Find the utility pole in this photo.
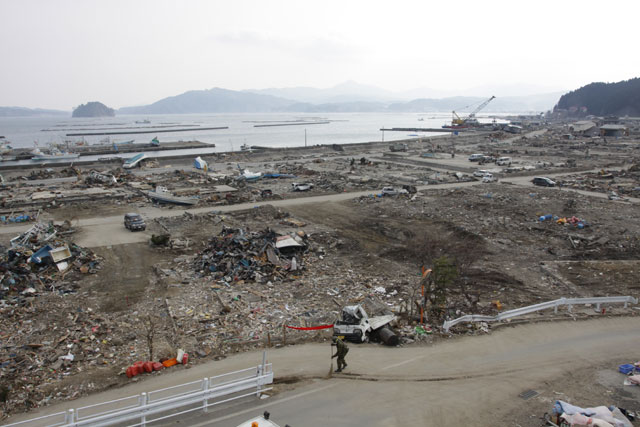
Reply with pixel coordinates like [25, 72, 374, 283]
[382, 126, 385, 142]
[305, 129, 307, 147]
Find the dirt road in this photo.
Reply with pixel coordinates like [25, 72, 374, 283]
[8, 317, 640, 426]
[0, 181, 480, 247]
[2, 173, 635, 249]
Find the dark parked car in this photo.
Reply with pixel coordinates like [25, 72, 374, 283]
[124, 213, 146, 231]
[532, 177, 556, 187]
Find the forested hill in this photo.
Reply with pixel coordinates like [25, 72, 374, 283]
[555, 78, 640, 116]
[72, 102, 115, 118]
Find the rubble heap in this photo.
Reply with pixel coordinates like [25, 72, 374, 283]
[1, 222, 102, 303]
[193, 226, 307, 282]
[0, 222, 106, 416]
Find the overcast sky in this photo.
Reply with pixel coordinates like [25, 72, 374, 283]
[1, 0, 639, 110]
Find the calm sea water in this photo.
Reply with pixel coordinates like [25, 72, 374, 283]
[0, 112, 473, 151]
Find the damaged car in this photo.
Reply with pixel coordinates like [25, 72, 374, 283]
[333, 305, 399, 345]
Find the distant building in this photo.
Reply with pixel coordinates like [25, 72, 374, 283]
[569, 120, 598, 136]
[600, 124, 628, 137]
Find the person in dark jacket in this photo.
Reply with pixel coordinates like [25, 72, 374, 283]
[332, 336, 349, 372]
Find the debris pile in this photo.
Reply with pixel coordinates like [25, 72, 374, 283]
[1, 222, 102, 304]
[548, 400, 635, 427]
[193, 226, 307, 282]
[0, 223, 113, 416]
[85, 170, 117, 186]
[557, 166, 640, 197]
[538, 214, 588, 229]
[25, 167, 79, 181]
[0, 297, 166, 416]
[0, 214, 35, 224]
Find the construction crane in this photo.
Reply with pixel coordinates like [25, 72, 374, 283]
[450, 95, 496, 127]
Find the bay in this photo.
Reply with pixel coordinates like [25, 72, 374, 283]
[0, 112, 473, 151]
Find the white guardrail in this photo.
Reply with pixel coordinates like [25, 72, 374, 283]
[3, 353, 273, 427]
[442, 296, 638, 332]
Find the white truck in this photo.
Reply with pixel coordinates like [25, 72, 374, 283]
[496, 156, 512, 166]
[333, 305, 398, 345]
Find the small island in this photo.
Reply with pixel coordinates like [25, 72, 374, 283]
[72, 101, 116, 118]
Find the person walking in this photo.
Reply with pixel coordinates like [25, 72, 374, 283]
[332, 336, 349, 372]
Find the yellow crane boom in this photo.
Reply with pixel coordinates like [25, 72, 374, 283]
[451, 95, 496, 127]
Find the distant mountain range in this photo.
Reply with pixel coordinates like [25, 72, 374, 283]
[245, 80, 399, 104]
[2, 82, 566, 117]
[0, 106, 68, 117]
[118, 84, 563, 115]
[118, 88, 293, 114]
[246, 80, 565, 104]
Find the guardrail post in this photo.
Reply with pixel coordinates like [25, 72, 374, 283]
[568, 304, 573, 313]
[255, 351, 267, 397]
[139, 392, 148, 427]
[65, 409, 75, 424]
[624, 300, 629, 308]
[554, 303, 559, 314]
[256, 367, 263, 397]
[596, 302, 601, 311]
[202, 377, 209, 413]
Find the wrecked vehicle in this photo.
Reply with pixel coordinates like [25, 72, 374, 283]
[86, 170, 117, 185]
[482, 173, 497, 183]
[402, 184, 418, 194]
[608, 191, 628, 201]
[333, 305, 398, 345]
[389, 143, 408, 152]
[292, 183, 313, 191]
[381, 187, 408, 196]
[124, 213, 146, 231]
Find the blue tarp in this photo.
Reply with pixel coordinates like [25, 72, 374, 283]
[29, 245, 53, 264]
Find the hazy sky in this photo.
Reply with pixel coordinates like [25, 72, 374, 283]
[1, 0, 639, 110]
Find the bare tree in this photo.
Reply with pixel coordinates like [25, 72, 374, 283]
[143, 315, 155, 361]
